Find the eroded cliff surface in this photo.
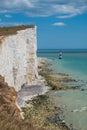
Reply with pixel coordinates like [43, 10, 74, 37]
[0, 26, 38, 91]
[0, 75, 21, 119]
[0, 75, 42, 130]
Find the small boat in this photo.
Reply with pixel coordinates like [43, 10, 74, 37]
[59, 51, 62, 59]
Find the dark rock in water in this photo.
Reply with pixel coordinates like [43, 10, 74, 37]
[48, 112, 78, 130]
[47, 114, 70, 130]
[57, 73, 69, 76]
[80, 88, 85, 91]
[47, 114, 61, 124]
[68, 123, 78, 130]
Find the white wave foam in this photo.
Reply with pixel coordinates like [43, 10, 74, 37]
[72, 107, 87, 112]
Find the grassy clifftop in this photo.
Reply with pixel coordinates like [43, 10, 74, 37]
[0, 25, 35, 36]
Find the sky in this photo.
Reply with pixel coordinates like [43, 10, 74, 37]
[0, 0, 87, 49]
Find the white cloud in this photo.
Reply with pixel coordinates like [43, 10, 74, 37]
[58, 14, 76, 19]
[0, 21, 31, 27]
[53, 22, 66, 26]
[0, 0, 87, 18]
[22, 0, 34, 7]
[56, 5, 87, 18]
[5, 14, 12, 18]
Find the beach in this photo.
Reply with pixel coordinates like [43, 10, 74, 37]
[17, 57, 79, 130]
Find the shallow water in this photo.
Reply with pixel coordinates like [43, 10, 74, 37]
[50, 90, 87, 130]
[38, 50, 87, 130]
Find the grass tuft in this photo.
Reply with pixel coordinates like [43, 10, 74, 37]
[0, 25, 35, 36]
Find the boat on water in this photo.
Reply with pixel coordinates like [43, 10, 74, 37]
[59, 51, 62, 59]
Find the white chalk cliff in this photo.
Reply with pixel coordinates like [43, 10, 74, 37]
[0, 26, 38, 91]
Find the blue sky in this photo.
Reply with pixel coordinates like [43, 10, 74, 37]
[0, 0, 87, 49]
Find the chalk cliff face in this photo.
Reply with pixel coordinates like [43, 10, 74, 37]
[0, 26, 38, 91]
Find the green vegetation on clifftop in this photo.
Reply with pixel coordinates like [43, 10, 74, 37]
[0, 25, 35, 36]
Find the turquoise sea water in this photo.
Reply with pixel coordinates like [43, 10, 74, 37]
[37, 49, 87, 130]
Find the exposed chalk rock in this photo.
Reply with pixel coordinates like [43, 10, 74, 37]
[0, 26, 38, 91]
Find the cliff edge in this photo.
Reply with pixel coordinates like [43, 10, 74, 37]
[0, 26, 38, 91]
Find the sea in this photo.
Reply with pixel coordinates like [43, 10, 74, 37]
[37, 49, 87, 130]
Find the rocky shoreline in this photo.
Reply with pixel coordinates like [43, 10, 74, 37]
[19, 58, 78, 130]
[38, 58, 79, 130]
[0, 58, 78, 130]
